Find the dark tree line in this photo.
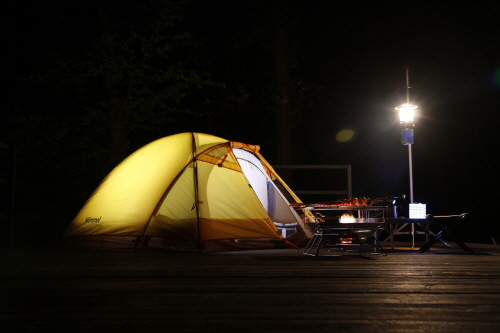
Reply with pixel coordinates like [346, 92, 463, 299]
[4, 0, 322, 242]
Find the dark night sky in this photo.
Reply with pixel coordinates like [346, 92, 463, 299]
[5, 1, 500, 242]
[183, 2, 500, 218]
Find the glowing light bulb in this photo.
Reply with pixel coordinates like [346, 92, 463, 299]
[395, 103, 417, 123]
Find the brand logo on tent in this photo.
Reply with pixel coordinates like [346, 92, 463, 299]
[84, 216, 102, 224]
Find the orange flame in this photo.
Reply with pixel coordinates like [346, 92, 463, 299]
[339, 213, 356, 223]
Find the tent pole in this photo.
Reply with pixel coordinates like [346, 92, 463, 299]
[191, 133, 203, 253]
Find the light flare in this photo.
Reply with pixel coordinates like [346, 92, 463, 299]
[335, 129, 355, 142]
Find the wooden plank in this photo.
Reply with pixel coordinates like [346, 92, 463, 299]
[2, 243, 500, 332]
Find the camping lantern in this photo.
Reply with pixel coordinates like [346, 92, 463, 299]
[397, 103, 416, 123]
[396, 103, 417, 145]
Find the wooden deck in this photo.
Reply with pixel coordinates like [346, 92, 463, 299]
[2, 241, 500, 332]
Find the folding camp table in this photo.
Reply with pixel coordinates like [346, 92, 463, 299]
[419, 213, 475, 254]
[383, 218, 431, 249]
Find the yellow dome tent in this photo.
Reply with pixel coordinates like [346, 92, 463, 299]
[63, 132, 312, 252]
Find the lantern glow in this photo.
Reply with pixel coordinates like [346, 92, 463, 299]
[396, 103, 417, 123]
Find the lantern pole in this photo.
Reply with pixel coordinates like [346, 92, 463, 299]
[395, 67, 418, 247]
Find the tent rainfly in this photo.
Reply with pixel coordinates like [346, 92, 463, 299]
[63, 132, 313, 252]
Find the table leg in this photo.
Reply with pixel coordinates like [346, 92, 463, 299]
[419, 230, 442, 252]
[419, 215, 475, 254]
[315, 233, 324, 256]
[439, 226, 476, 254]
[390, 224, 393, 249]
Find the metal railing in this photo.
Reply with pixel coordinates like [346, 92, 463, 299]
[273, 164, 352, 199]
